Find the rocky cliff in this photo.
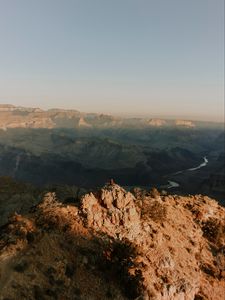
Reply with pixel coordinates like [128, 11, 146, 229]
[0, 104, 202, 130]
[0, 183, 224, 300]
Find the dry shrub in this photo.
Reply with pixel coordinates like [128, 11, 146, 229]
[202, 218, 225, 247]
[100, 238, 144, 299]
[111, 240, 144, 299]
[150, 187, 160, 198]
[142, 199, 167, 223]
[131, 187, 147, 200]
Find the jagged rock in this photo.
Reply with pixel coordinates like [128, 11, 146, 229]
[81, 184, 141, 240]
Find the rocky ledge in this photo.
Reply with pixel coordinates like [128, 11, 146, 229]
[0, 184, 224, 300]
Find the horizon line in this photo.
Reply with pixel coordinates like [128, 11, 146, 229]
[0, 102, 224, 124]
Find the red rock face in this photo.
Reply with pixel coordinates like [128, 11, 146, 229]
[0, 184, 224, 300]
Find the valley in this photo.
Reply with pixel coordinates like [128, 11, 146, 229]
[0, 105, 224, 204]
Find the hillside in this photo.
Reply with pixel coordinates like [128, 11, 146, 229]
[0, 183, 224, 299]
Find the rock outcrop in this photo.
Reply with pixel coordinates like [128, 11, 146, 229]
[0, 104, 204, 130]
[82, 184, 141, 240]
[175, 120, 195, 128]
[0, 183, 224, 300]
[147, 119, 166, 127]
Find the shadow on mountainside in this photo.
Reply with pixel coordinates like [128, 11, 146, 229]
[0, 194, 143, 300]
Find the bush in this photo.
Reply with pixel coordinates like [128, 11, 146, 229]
[14, 260, 29, 272]
[141, 200, 167, 223]
[150, 187, 160, 198]
[100, 238, 144, 299]
[202, 218, 225, 246]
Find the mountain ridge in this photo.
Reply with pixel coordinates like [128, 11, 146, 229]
[0, 104, 223, 130]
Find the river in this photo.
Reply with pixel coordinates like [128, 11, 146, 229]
[165, 156, 209, 189]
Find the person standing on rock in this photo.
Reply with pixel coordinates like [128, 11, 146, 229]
[109, 179, 115, 185]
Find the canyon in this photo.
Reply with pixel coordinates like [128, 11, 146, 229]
[0, 105, 224, 203]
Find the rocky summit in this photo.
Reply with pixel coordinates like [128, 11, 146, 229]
[0, 183, 224, 300]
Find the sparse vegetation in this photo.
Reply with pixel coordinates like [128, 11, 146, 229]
[150, 187, 160, 198]
[202, 218, 225, 247]
[102, 238, 144, 299]
[141, 199, 167, 222]
[14, 260, 29, 273]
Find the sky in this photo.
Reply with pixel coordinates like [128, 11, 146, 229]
[0, 0, 224, 122]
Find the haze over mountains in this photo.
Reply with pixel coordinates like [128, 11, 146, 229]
[0, 104, 224, 205]
[0, 104, 223, 130]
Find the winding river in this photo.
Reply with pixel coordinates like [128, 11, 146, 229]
[187, 156, 208, 171]
[165, 156, 209, 189]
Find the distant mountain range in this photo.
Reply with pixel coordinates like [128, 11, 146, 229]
[0, 104, 223, 130]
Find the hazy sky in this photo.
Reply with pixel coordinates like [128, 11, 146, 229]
[0, 0, 224, 121]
